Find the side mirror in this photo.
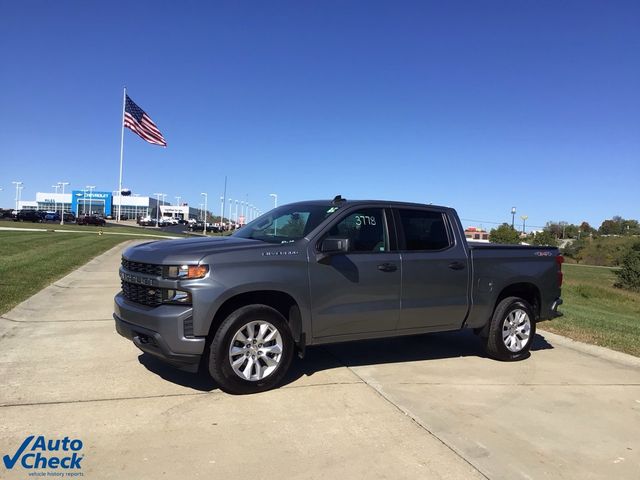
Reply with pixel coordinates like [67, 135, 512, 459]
[320, 237, 350, 253]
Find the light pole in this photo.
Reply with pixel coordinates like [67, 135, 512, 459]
[12, 181, 22, 212]
[51, 185, 60, 215]
[521, 215, 528, 235]
[234, 200, 239, 229]
[199, 203, 204, 221]
[58, 182, 69, 224]
[511, 207, 516, 229]
[269, 193, 278, 208]
[201, 193, 208, 234]
[219, 196, 224, 230]
[228, 198, 233, 230]
[153, 193, 163, 226]
[86, 185, 95, 216]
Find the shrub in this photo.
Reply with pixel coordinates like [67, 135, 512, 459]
[615, 242, 640, 292]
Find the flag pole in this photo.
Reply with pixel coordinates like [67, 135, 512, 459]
[117, 86, 126, 223]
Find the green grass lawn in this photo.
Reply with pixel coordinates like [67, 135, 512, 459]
[1, 219, 180, 237]
[543, 263, 640, 357]
[0, 230, 169, 315]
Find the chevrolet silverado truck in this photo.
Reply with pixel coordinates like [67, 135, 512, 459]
[114, 197, 563, 394]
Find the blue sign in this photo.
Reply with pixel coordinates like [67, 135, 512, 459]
[71, 190, 112, 216]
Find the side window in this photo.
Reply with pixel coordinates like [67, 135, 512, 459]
[327, 208, 388, 252]
[398, 209, 451, 251]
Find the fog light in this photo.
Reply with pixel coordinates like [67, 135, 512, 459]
[164, 289, 192, 304]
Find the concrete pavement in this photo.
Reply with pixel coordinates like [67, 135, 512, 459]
[1, 240, 639, 479]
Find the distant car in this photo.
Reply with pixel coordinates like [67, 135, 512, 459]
[14, 210, 44, 222]
[77, 215, 106, 226]
[63, 212, 76, 223]
[43, 211, 61, 222]
[137, 216, 156, 226]
[0, 209, 15, 219]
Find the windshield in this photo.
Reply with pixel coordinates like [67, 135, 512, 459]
[233, 203, 340, 244]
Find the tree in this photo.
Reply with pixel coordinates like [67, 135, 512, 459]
[579, 222, 596, 237]
[615, 242, 640, 292]
[489, 223, 521, 244]
[531, 230, 559, 247]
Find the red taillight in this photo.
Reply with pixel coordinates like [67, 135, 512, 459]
[556, 255, 564, 287]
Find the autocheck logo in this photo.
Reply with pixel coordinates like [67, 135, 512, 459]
[3, 435, 84, 472]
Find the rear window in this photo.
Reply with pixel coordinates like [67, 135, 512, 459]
[398, 209, 451, 251]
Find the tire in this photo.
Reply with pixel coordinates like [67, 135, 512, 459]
[208, 305, 294, 394]
[483, 296, 536, 361]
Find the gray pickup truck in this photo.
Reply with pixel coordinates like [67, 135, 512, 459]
[114, 197, 563, 394]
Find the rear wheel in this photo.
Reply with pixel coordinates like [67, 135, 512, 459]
[483, 296, 535, 361]
[208, 305, 294, 394]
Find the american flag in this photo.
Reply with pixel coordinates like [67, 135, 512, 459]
[124, 95, 167, 147]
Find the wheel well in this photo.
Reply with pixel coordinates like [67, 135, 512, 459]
[495, 283, 541, 320]
[208, 290, 302, 341]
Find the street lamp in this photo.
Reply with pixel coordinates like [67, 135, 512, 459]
[269, 193, 278, 208]
[86, 185, 95, 216]
[521, 215, 528, 235]
[58, 182, 69, 224]
[51, 184, 60, 214]
[228, 198, 233, 230]
[234, 200, 239, 229]
[219, 196, 224, 230]
[201, 193, 208, 234]
[511, 207, 517, 229]
[153, 193, 163, 226]
[12, 181, 22, 212]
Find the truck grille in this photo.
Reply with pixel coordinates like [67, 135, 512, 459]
[121, 281, 163, 307]
[121, 258, 162, 276]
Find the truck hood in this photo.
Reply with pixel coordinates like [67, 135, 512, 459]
[122, 236, 266, 265]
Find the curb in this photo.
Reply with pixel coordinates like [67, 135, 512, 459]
[538, 328, 640, 368]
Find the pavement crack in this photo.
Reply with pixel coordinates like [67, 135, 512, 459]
[320, 347, 491, 480]
[0, 315, 114, 323]
[0, 391, 214, 408]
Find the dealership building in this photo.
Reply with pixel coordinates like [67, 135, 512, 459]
[18, 190, 201, 220]
[19, 191, 156, 219]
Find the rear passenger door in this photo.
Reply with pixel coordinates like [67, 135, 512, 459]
[395, 208, 469, 331]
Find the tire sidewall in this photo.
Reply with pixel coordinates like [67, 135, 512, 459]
[209, 305, 294, 394]
[492, 298, 536, 361]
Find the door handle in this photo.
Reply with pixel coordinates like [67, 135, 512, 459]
[448, 261, 466, 270]
[377, 263, 398, 272]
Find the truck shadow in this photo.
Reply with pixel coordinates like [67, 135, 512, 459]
[285, 330, 554, 385]
[137, 331, 554, 392]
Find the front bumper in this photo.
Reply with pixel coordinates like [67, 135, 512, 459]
[114, 292, 206, 372]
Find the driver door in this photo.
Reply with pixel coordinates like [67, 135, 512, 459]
[307, 207, 401, 339]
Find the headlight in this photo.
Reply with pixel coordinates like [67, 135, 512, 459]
[164, 264, 209, 279]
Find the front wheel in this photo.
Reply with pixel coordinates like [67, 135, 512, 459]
[208, 305, 294, 394]
[483, 296, 536, 361]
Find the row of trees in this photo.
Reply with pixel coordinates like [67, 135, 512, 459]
[544, 216, 639, 239]
[487, 220, 640, 292]
[488, 224, 560, 246]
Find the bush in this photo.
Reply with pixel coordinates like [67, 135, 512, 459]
[615, 243, 640, 292]
[489, 224, 521, 244]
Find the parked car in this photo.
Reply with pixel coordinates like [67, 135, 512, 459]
[43, 211, 61, 222]
[115, 197, 564, 394]
[63, 212, 76, 223]
[77, 214, 106, 226]
[0, 208, 15, 219]
[14, 209, 45, 222]
[137, 216, 156, 226]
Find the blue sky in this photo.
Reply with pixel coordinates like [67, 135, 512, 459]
[1, 1, 638, 230]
